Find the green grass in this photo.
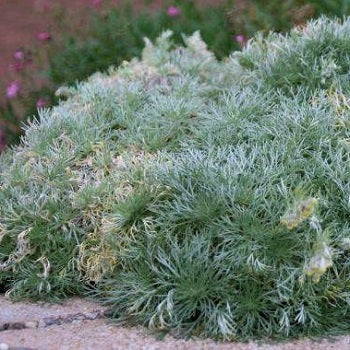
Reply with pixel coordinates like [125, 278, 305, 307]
[2, 17, 350, 340]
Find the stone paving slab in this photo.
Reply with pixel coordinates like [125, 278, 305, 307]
[0, 296, 106, 325]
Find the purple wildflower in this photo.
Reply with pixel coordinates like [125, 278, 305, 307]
[36, 98, 48, 109]
[6, 81, 21, 99]
[235, 35, 246, 44]
[37, 32, 51, 42]
[167, 6, 181, 18]
[14, 50, 24, 61]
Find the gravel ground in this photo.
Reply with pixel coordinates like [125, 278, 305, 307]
[1, 295, 350, 350]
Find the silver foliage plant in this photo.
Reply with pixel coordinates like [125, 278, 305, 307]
[2, 17, 350, 340]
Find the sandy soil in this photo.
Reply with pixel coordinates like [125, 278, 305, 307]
[1, 295, 350, 350]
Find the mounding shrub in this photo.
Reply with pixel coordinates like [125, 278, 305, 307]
[2, 17, 350, 340]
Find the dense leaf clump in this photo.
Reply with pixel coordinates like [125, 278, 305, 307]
[2, 17, 350, 340]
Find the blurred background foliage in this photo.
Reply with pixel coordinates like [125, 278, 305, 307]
[1, 0, 349, 148]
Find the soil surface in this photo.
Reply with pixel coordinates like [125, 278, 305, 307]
[1, 295, 350, 350]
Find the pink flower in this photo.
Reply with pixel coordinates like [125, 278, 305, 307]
[36, 32, 51, 42]
[235, 34, 246, 44]
[6, 81, 21, 99]
[14, 50, 24, 61]
[36, 98, 48, 109]
[167, 5, 181, 18]
[91, 0, 103, 6]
